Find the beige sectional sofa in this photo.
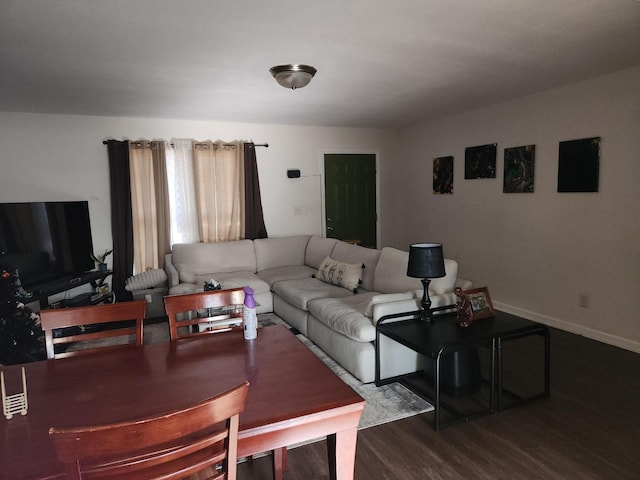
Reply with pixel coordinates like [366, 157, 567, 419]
[165, 235, 472, 383]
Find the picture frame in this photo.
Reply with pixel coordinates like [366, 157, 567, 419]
[464, 143, 497, 179]
[503, 144, 535, 193]
[557, 137, 600, 192]
[433, 155, 454, 194]
[464, 287, 494, 321]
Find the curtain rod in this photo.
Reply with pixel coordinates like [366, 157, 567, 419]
[102, 140, 268, 147]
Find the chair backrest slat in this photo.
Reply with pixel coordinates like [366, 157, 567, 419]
[40, 301, 147, 359]
[49, 381, 249, 480]
[163, 288, 246, 341]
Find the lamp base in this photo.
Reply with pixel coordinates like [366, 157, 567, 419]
[420, 278, 434, 323]
[420, 311, 434, 323]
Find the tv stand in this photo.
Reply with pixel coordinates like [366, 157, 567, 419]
[28, 271, 113, 310]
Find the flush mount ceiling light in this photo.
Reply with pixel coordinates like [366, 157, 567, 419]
[269, 64, 317, 90]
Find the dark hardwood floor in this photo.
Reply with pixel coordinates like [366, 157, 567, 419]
[237, 327, 640, 479]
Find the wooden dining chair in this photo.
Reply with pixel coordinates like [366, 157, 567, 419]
[49, 380, 249, 480]
[163, 288, 246, 341]
[163, 287, 288, 479]
[40, 300, 147, 359]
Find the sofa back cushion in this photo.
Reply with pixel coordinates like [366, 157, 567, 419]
[171, 240, 256, 283]
[410, 258, 459, 297]
[305, 236, 339, 269]
[330, 242, 380, 291]
[373, 247, 422, 294]
[254, 235, 310, 272]
[373, 247, 459, 296]
[427, 258, 459, 295]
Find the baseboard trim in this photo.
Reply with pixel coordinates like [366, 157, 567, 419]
[493, 301, 640, 355]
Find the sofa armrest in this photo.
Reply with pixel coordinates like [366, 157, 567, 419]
[372, 298, 420, 325]
[165, 253, 180, 288]
[456, 277, 474, 291]
[373, 290, 464, 325]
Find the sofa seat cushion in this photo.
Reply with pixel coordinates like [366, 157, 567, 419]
[272, 277, 353, 311]
[257, 265, 315, 286]
[193, 271, 271, 296]
[168, 283, 201, 295]
[307, 292, 378, 342]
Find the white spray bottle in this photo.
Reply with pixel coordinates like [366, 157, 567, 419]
[243, 286, 257, 340]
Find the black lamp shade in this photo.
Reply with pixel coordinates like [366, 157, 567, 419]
[407, 243, 446, 279]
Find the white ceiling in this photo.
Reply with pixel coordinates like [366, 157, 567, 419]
[1, 0, 639, 129]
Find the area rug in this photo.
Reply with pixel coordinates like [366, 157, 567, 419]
[294, 334, 433, 430]
[143, 314, 433, 430]
[257, 313, 433, 430]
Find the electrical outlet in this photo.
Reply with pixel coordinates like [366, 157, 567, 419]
[145, 294, 152, 303]
[579, 294, 589, 308]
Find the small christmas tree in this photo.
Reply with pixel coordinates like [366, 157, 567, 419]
[0, 254, 45, 365]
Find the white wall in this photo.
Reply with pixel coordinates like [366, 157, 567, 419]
[2, 67, 638, 353]
[389, 66, 640, 353]
[0, 113, 399, 258]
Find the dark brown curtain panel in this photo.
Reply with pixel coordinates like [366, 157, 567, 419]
[243, 143, 268, 239]
[106, 140, 134, 302]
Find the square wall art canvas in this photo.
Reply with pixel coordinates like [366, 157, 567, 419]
[465, 143, 497, 179]
[503, 145, 535, 193]
[433, 156, 454, 194]
[557, 137, 600, 192]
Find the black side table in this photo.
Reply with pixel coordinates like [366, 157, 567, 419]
[375, 309, 550, 430]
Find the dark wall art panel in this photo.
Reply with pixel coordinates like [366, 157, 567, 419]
[433, 156, 454, 194]
[503, 145, 535, 193]
[557, 137, 600, 192]
[465, 143, 497, 179]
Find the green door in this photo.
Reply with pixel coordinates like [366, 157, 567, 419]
[324, 154, 377, 248]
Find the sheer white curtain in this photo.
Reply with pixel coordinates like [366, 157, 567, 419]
[133, 138, 248, 260]
[129, 140, 168, 273]
[192, 140, 245, 242]
[166, 139, 200, 245]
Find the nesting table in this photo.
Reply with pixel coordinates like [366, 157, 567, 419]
[375, 309, 550, 430]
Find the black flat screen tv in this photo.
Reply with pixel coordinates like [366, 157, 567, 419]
[0, 201, 95, 290]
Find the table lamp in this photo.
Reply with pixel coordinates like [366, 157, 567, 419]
[407, 243, 446, 322]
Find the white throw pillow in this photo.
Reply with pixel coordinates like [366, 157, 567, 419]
[315, 256, 363, 292]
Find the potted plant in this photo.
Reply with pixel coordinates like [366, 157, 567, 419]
[91, 249, 113, 272]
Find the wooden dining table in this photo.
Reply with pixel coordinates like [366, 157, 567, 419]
[0, 325, 365, 480]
